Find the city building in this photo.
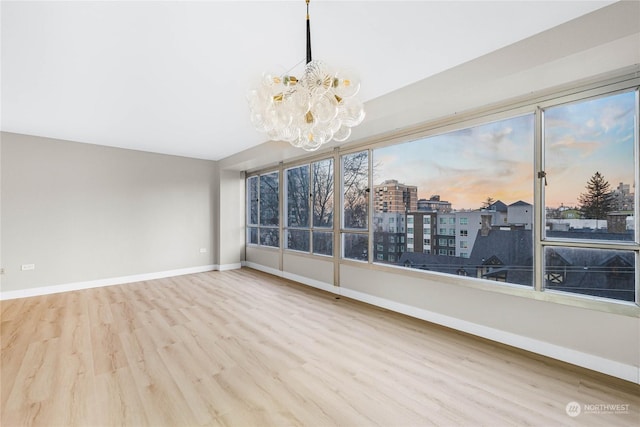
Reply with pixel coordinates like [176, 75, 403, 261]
[373, 212, 406, 262]
[487, 200, 508, 224]
[406, 211, 436, 254]
[374, 179, 418, 213]
[507, 201, 533, 230]
[611, 181, 635, 212]
[407, 206, 506, 259]
[417, 195, 452, 213]
[454, 211, 499, 258]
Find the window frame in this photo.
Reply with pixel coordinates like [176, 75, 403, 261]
[245, 71, 640, 314]
[246, 170, 280, 249]
[283, 158, 336, 257]
[341, 150, 370, 262]
[536, 86, 640, 303]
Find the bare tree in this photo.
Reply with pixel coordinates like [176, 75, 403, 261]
[313, 159, 334, 227]
[342, 151, 369, 229]
[247, 176, 259, 225]
[286, 166, 309, 227]
[481, 196, 496, 209]
[259, 171, 279, 226]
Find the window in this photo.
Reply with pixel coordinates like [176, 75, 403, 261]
[343, 233, 368, 261]
[284, 159, 335, 255]
[342, 151, 369, 260]
[285, 165, 310, 252]
[373, 114, 534, 286]
[247, 176, 259, 244]
[246, 171, 279, 247]
[542, 90, 638, 302]
[313, 231, 333, 256]
[247, 74, 639, 307]
[313, 159, 334, 228]
[312, 159, 335, 256]
[544, 247, 635, 301]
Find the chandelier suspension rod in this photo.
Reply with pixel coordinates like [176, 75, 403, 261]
[306, 0, 312, 64]
[247, 0, 364, 151]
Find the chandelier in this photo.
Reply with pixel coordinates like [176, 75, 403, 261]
[247, 0, 365, 151]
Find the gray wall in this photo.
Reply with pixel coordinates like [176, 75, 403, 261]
[1, 132, 218, 292]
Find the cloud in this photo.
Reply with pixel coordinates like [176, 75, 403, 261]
[600, 105, 633, 133]
[547, 135, 600, 158]
[479, 126, 513, 144]
[372, 114, 534, 209]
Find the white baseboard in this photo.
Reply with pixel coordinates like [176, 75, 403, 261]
[338, 287, 639, 385]
[243, 262, 338, 294]
[218, 262, 242, 271]
[282, 271, 337, 294]
[243, 261, 639, 384]
[0, 264, 242, 300]
[243, 261, 280, 277]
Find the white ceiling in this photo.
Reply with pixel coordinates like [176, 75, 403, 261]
[1, 0, 616, 161]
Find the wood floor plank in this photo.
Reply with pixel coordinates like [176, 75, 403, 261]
[94, 367, 149, 426]
[2, 268, 639, 426]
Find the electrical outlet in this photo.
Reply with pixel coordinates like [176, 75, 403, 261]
[21, 264, 35, 271]
[199, 248, 207, 253]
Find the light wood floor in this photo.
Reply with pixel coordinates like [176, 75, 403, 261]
[1, 268, 638, 426]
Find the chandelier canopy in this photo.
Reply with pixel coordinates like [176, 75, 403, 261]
[247, 0, 365, 151]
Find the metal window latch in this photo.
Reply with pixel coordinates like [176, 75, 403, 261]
[537, 171, 548, 186]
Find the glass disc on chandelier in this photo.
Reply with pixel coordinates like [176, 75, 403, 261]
[247, 0, 365, 151]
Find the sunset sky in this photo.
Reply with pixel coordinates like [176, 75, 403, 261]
[373, 90, 636, 211]
[544, 91, 636, 208]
